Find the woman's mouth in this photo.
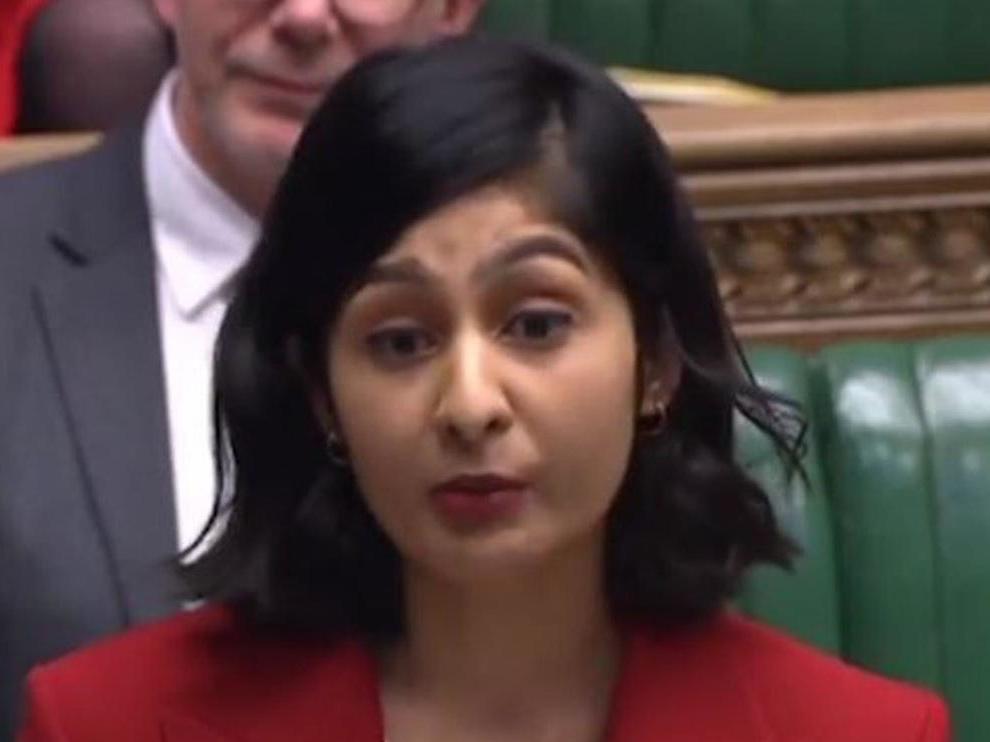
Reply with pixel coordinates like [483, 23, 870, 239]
[430, 474, 530, 528]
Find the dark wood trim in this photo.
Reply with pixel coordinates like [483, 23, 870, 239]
[651, 84, 990, 170]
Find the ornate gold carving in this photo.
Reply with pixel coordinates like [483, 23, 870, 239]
[859, 213, 933, 300]
[795, 217, 866, 305]
[704, 207, 990, 323]
[929, 210, 990, 296]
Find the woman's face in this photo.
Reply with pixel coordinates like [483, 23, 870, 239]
[327, 183, 640, 583]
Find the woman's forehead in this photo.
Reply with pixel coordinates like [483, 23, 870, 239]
[380, 183, 580, 268]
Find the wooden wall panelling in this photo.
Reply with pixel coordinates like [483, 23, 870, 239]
[650, 85, 990, 347]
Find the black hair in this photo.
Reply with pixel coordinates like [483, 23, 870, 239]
[182, 35, 800, 639]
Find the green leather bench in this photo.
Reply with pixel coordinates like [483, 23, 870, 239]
[737, 336, 990, 742]
[481, 0, 990, 91]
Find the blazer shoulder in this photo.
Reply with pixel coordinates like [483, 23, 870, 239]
[29, 603, 361, 691]
[0, 154, 75, 262]
[0, 126, 146, 283]
[720, 614, 950, 741]
[0, 140, 101, 219]
[0, 127, 143, 234]
[20, 605, 378, 741]
[624, 613, 948, 742]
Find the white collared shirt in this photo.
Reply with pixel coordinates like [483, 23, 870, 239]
[143, 72, 259, 552]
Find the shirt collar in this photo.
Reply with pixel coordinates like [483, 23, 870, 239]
[143, 71, 259, 317]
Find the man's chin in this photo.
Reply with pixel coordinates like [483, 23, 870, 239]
[197, 117, 302, 214]
[230, 113, 307, 171]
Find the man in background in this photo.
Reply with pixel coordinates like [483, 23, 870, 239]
[0, 0, 485, 735]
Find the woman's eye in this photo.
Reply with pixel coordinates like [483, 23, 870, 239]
[502, 309, 574, 346]
[366, 326, 436, 364]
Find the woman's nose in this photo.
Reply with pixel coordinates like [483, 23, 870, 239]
[433, 333, 512, 450]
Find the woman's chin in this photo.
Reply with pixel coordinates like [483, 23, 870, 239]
[409, 530, 578, 587]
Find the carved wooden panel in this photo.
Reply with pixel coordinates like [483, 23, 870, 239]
[651, 85, 990, 347]
[700, 205, 990, 345]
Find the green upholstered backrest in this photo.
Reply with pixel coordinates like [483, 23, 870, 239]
[735, 348, 840, 654]
[919, 339, 990, 742]
[813, 343, 943, 685]
[737, 336, 990, 742]
[480, 0, 990, 91]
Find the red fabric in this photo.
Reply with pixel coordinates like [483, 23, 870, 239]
[18, 605, 950, 741]
[0, 0, 46, 134]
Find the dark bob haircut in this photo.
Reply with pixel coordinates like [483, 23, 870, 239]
[183, 35, 801, 640]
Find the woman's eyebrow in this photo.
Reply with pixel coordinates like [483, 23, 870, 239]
[357, 234, 590, 290]
[359, 257, 435, 288]
[473, 235, 590, 282]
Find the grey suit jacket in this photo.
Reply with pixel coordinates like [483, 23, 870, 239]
[0, 127, 182, 738]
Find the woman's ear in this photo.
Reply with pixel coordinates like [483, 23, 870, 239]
[309, 386, 335, 437]
[639, 376, 665, 418]
[637, 346, 680, 436]
[309, 386, 351, 467]
[287, 334, 335, 436]
[639, 312, 683, 417]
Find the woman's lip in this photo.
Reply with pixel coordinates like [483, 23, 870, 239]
[430, 486, 529, 527]
[432, 474, 529, 494]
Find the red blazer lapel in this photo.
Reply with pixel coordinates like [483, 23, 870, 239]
[161, 714, 241, 742]
[159, 637, 384, 742]
[607, 615, 771, 742]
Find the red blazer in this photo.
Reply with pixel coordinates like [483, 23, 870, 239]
[18, 605, 949, 742]
[0, 0, 46, 133]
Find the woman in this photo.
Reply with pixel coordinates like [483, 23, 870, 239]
[19, 36, 948, 742]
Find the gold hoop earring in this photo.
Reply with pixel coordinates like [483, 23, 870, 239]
[637, 401, 667, 437]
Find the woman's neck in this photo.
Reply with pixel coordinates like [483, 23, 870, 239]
[380, 536, 621, 742]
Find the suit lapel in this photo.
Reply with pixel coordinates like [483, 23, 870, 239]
[36, 127, 180, 624]
[159, 632, 385, 742]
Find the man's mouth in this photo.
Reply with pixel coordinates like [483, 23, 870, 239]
[245, 69, 329, 97]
